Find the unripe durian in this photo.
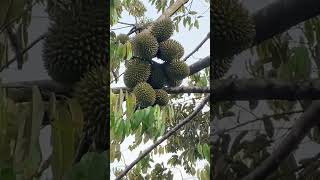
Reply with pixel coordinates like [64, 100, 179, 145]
[212, 58, 232, 79]
[150, 18, 174, 42]
[43, 4, 108, 84]
[73, 66, 108, 149]
[155, 89, 169, 106]
[165, 60, 190, 80]
[157, 39, 184, 62]
[133, 82, 156, 108]
[124, 59, 151, 88]
[212, 0, 255, 59]
[131, 32, 159, 60]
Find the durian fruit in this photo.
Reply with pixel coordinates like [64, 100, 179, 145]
[116, 33, 129, 44]
[150, 18, 174, 42]
[165, 60, 190, 80]
[212, 58, 232, 79]
[133, 82, 156, 108]
[212, 0, 255, 60]
[147, 63, 167, 89]
[157, 39, 184, 62]
[167, 79, 182, 87]
[124, 59, 151, 88]
[43, 3, 108, 84]
[73, 65, 108, 150]
[155, 89, 169, 106]
[131, 32, 159, 60]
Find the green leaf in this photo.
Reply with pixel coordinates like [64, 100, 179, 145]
[24, 86, 43, 177]
[230, 131, 248, 156]
[202, 144, 210, 162]
[262, 115, 274, 138]
[194, 19, 199, 29]
[52, 102, 75, 179]
[290, 46, 311, 79]
[189, 11, 197, 15]
[68, 151, 108, 180]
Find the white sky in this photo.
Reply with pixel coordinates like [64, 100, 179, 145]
[110, 0, 210, 179]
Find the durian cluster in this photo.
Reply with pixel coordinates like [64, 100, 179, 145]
[42, 1, 108, 150]
[212, 0, 256, 79]
[120, 18, 190, 108]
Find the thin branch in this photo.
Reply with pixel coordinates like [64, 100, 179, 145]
[118, 21, 135, 26]
[183, 32, 209, 61]
[115, 95, 210, 180]
[213, 78, 320, 100]
[240, 100, 320, 180]
[111, 25, 133, 31]
[221, 110, 304, 134]
[0, 33, 47, 72]
[30, 155, 52, 179]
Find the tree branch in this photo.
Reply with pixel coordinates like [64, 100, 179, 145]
[189, 56, 210, 76]
[183, 32, 210, 61]
[115, 95, 210, 180]
[213, 78, 320, 100]
[240, 100, 320, 180]
[253, 0, 320, 44]
[0, 33, 47, 72]
[111, 86, 210, 94]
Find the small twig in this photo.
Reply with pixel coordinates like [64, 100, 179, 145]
[118, 21, 135, 26]
[30, 155, 52, 179]
[111, 25, 133, 31]
[183, 32, 210, 61]
[115, 95, 210, 180]
[221, 110, 304, 134]
[0, 33, 47, 72]
[111, 72, 124, 84]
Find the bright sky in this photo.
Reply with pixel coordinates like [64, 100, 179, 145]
[110, 0, 210, 179]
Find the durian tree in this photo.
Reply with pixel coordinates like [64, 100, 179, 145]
[110, 0, 211, 179]
[212, 0, 320, 180]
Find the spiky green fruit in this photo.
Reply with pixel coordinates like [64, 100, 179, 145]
[116, 33, 129, 44]
[147, 64, 167, 89]
[212, 0, 255, 59]
[212, 58, 232, 79]
[165, 60, 190, 80]
[157, 39, 184, 62]
[133, 82, 156, 108]
[124, 60, 151, 88]
[131, 32, 159, 60]
[166, 79, 182, 87]
[155, 89, 169, 106]
[43, 3, 108, 84]
[150, 18, 174, 42]
[73, 66, 108, 149]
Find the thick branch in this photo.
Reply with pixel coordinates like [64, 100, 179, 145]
[253, 0, 320, 44]
[115, 95, 210, 180]
[111, 86, 210, 94]
[213, 78, 320, 100]
[189, 56, 210, 76]
[240, 100, 320, 180]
